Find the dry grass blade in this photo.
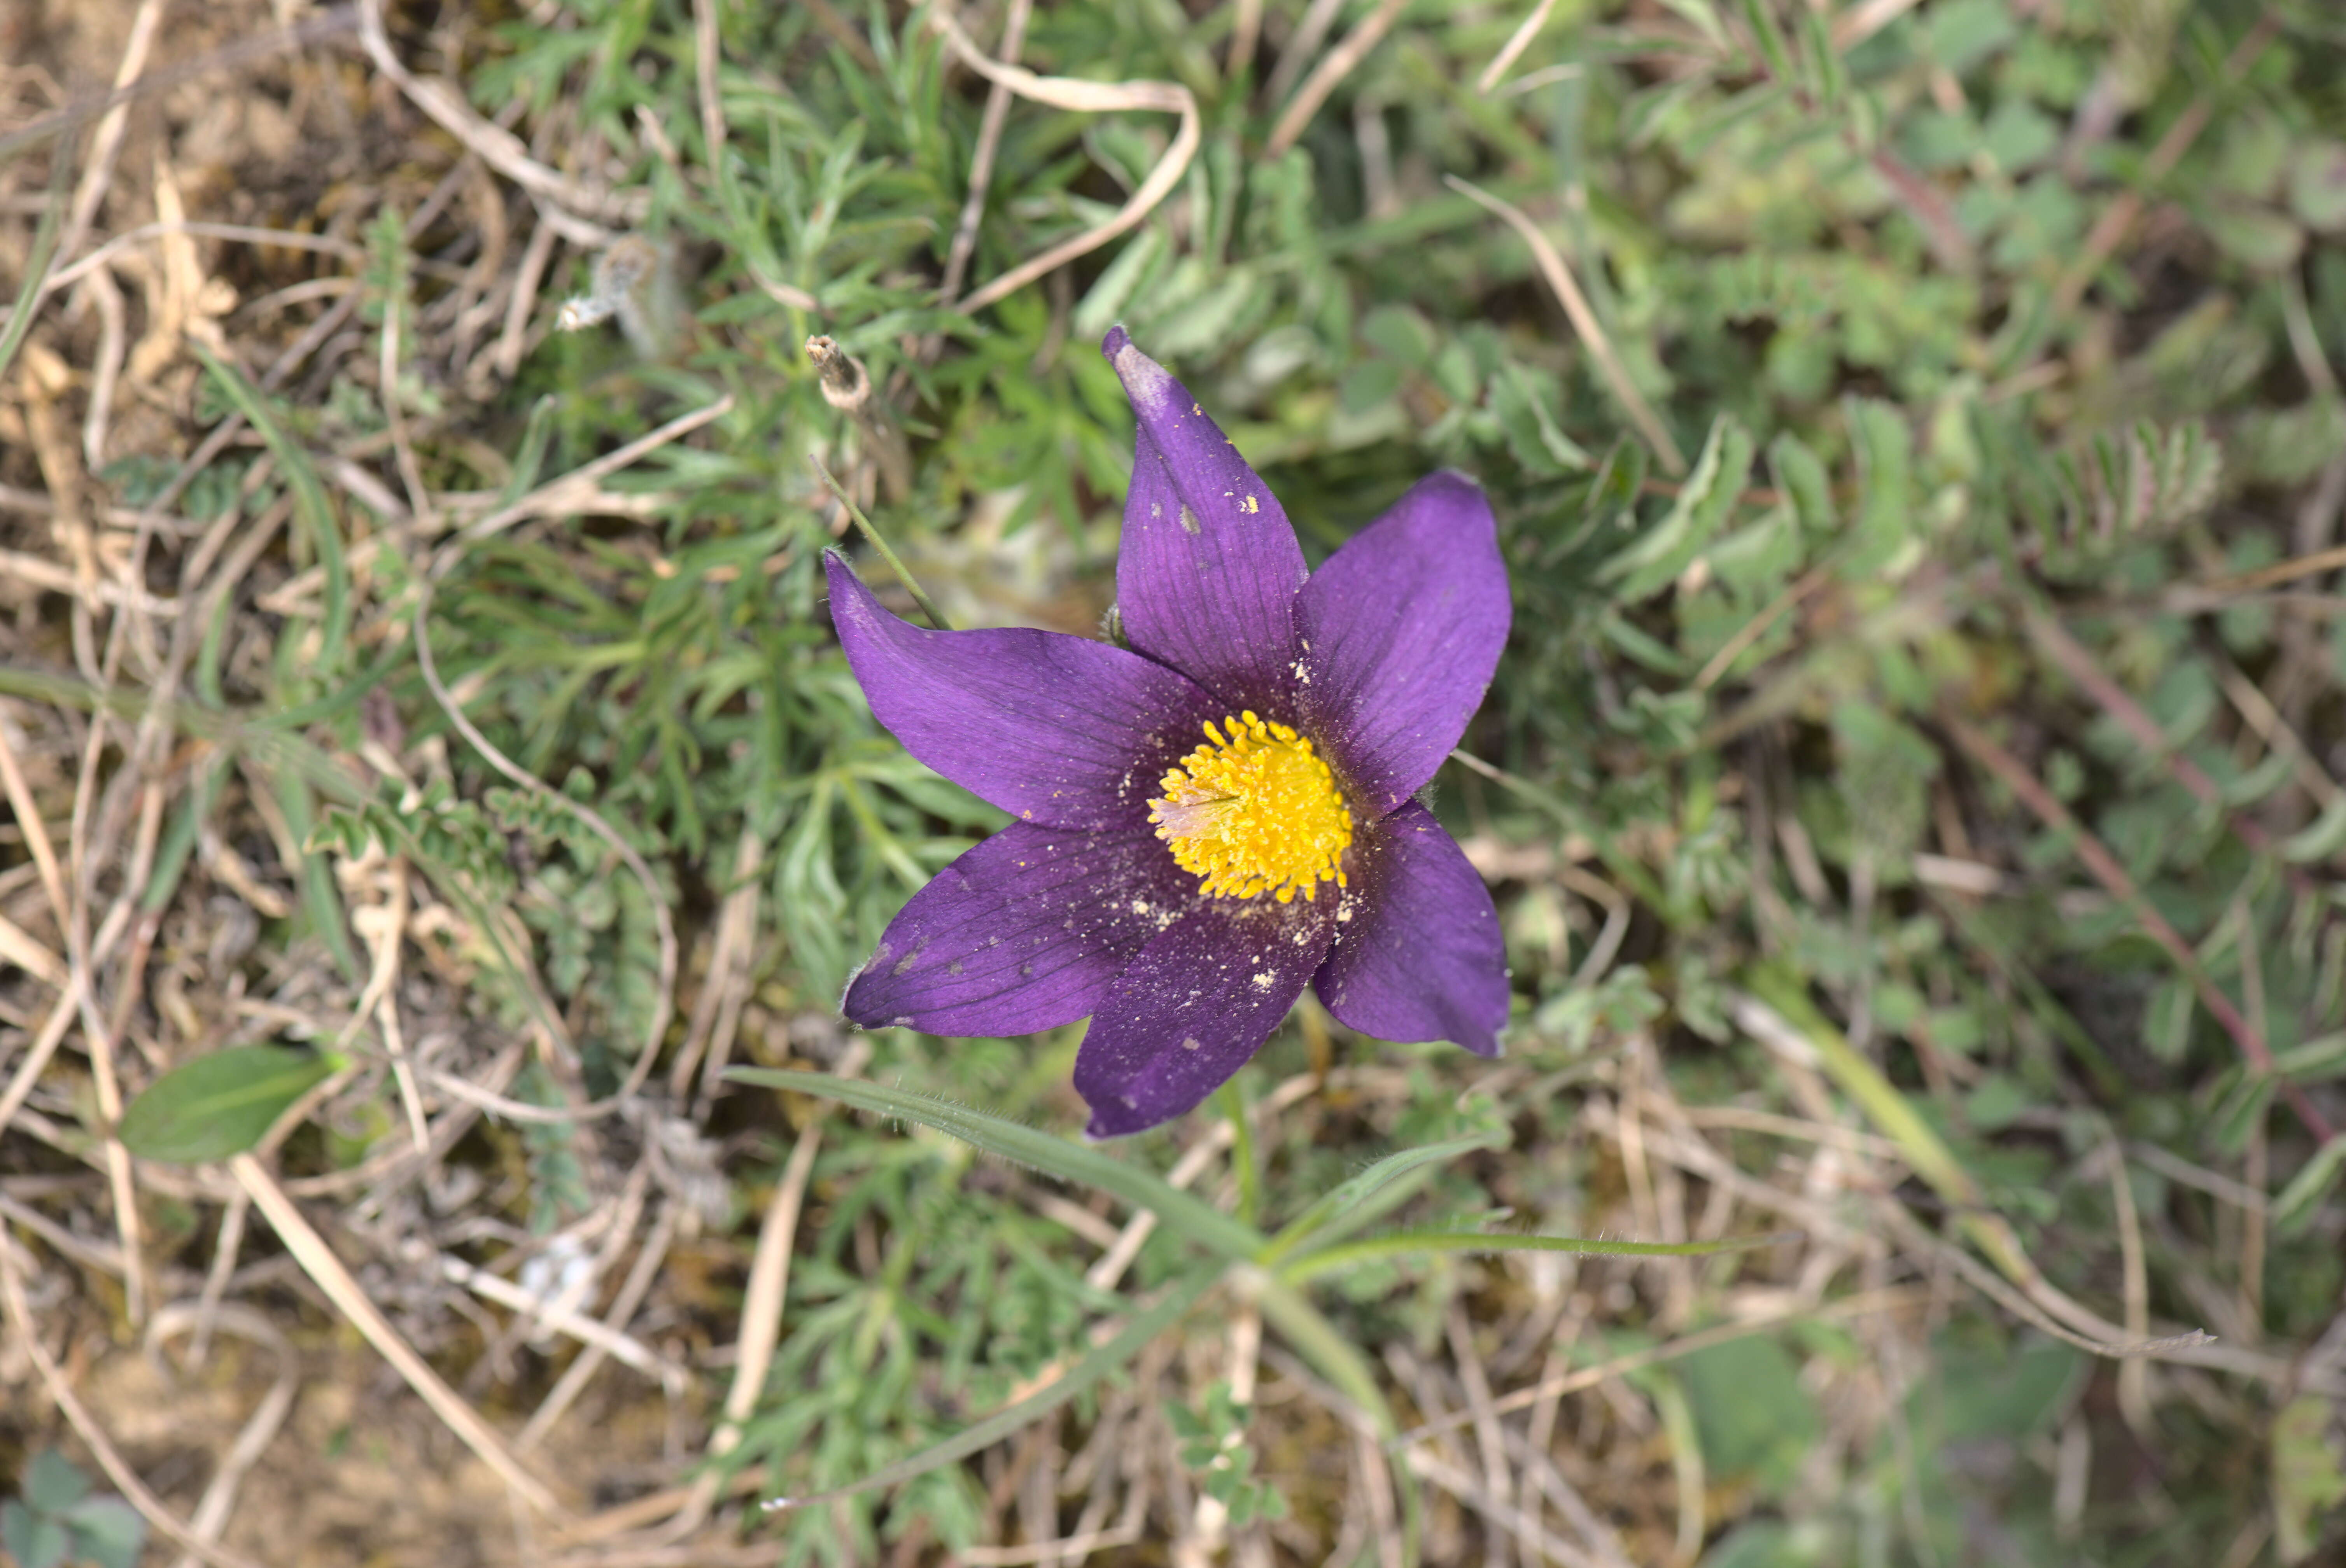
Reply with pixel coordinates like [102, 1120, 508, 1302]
[452, 394, 733, 548]
[54, 0, 169, 271]
[931, 5, 1199, 316]
[0, 6, 357, 161]
[937, 0, 1034, 310]
[1399, 1286, 1925, 1446]
[1404, 1447, 1597, 1568]
[517, 1199, 684, 1452]
[1479, 0, 1563, 94]
[354, 0, 644, 242]
[1444, 176, 1687, 474]
[2048, 14, 2280, 319]
[1264, 0, 1410, 159]
[228, 1153, 567, 1517]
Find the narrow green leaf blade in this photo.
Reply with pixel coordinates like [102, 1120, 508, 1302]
[1602, 414, 1756, 600]
[1281, 1227, 1799, 1286]
[730, 1069, 1266, 1262]
[117, 1045, 337, 1162]
[192, 343, 350, 672]
[1260, 1127, 1508, 1265]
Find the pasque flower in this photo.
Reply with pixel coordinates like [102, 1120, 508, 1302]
[826, 328, 1511, 1136]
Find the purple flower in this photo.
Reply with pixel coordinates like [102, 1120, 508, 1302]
[826, 328, 1511, 1137]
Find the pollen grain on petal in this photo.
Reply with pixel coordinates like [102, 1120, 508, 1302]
[1147, 711, 1354, 904]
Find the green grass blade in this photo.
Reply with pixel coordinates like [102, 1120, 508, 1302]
[730, 1069, 1266, 1262]
[0, 128, 72, 391]
[1258, 1127, 1508, 1267]
[1279, 1228, 1800, 1287]
[765, 1271, 1215, 1510]
[193, 343, 350, 672]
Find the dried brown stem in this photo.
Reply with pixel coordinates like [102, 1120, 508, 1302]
[932, 5, 1199, 317]
[1446, 175, 1687, 474]
[1941, 712, 2334, 1144]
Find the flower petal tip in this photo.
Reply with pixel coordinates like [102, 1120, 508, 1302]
[1103, 328, 1177, 414]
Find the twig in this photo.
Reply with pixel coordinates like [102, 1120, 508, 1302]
[1445, 176, 1686, 474]
[812, 454, 949, 631]
[931, 5, 1199, 316]
[1265, 0, 1411, 158]
[1940, 712, 2334, 1144]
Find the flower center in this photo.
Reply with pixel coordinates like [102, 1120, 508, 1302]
[1148, 712, 1353, 903]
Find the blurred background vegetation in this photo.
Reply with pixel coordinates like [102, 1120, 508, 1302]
[2, 0, 2344, 1563]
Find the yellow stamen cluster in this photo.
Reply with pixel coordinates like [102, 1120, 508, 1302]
[1149, 712, 1353, 903]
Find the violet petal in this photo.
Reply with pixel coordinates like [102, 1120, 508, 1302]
[1074, 893, 1339, 1137]
[826, 552, 1214, 830]
[1104, 327, 1308, 712]
[844, 824, 1189, 1037]
[1313, 802, 1507, 1056]
[1295, 471, 1510, 817]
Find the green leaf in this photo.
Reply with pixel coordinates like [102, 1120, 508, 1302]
[2290, 140, 2346, 233]
[19, 1452, 88, 1514]
[60, 1497, 144, 1568]
[2282, 793, 2346, 863]
[117, 1045, 338, 1163]
[2271, 1135, 2346, 1237]
[1843, 397, 1915, 577]
[1736, 0, 1796, 85]
[1073, 227, 1167, 343]
[2272, 1394, 2346, 1564]
[1602, 414, 1757, 600]
[1677, 1335, 1820, 1497]
[0, 1503, 66, 1568]
[1768, 431, 1834, 536]
[728, 1070, 1265, 1262]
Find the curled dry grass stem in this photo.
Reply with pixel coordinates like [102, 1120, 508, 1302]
[931, 2, 1199, 316]
[935, 0, 1034, 312]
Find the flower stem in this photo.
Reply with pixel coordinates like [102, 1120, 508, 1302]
[809, 452, 952, 631]
[1220, 1078, 1260, 1228]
